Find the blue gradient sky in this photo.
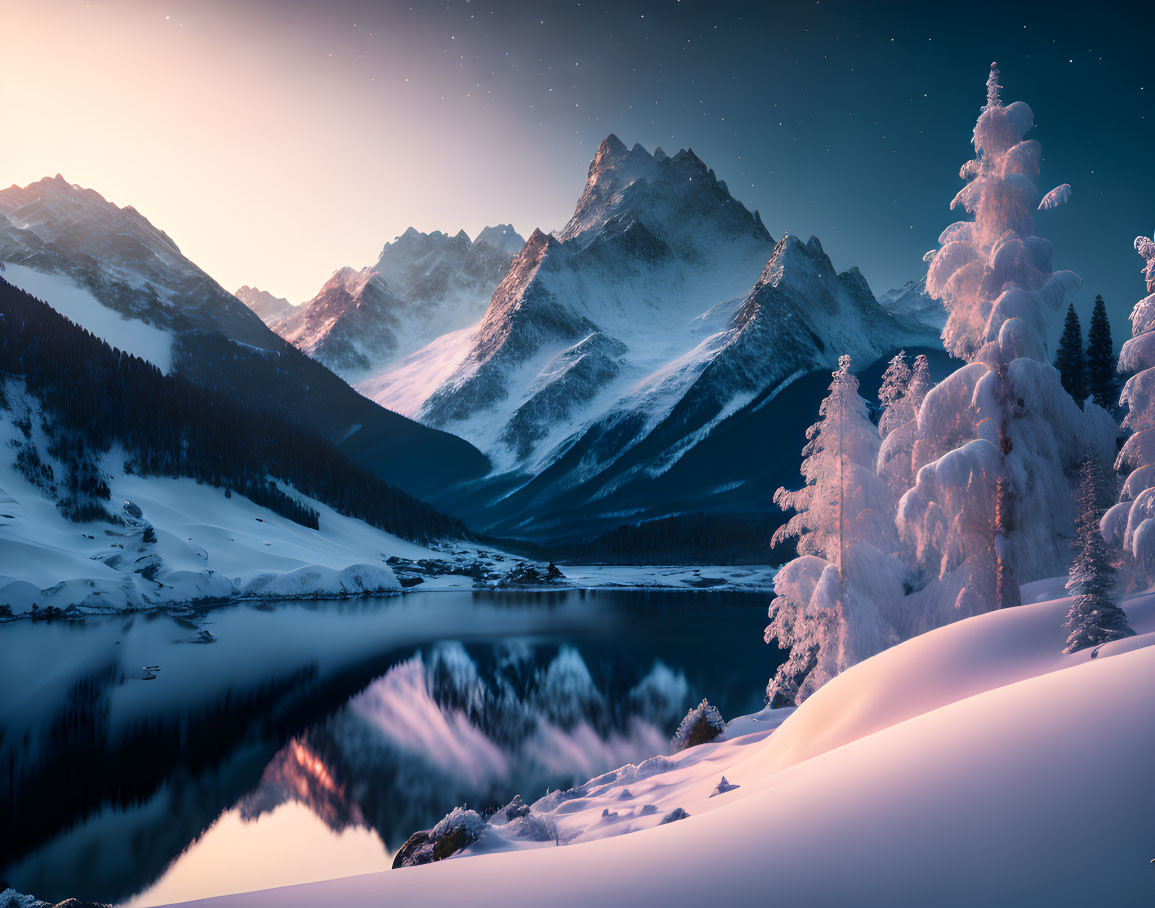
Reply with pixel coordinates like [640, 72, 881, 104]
[1, 0, 1148, 337]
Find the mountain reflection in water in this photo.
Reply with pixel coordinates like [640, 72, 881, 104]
[0, 590, 776, 905]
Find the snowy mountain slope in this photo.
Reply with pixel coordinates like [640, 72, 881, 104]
[0, 262, 174, 372]
[179, 582, 1155, 908]
[235, 285, 295, 323]
[0, 176, 489, 498]
[272, 267, 408, 375]
[878, 277, 947, 333]
[269, 226, 525, 380]
[357, 137, 939, 540]
[0, 406, 425, 613]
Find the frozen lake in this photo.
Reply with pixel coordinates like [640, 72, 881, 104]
[0, 589, 778, 906]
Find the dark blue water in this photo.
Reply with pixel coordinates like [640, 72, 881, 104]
[0, 589, 777, 905]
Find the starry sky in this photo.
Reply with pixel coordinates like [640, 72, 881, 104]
[1, 0, 1149, 337]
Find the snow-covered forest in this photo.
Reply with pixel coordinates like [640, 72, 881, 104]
[764, 64, 1141, 704]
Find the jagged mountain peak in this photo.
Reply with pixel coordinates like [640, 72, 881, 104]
[761, 234, 835, 287]
[474, 224, 525, 255]
[559, 136, 769, 254]
[235, 285, 295, 324]
[325, 265, 388, 298]
[0, 174, 183, 262]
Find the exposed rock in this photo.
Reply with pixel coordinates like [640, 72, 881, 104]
[495, 562, 567, 587]
[392, 807, 487, 869]
[671, 698, 726, 751]
[391, 829, 434, 869]
[503, 794, 530, 820]
[710, 776, 740, 797]
[659, 807, 690, 824]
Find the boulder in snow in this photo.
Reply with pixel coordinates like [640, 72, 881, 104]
[392, 807, 487, 869]
[710, 776, 740, 797]
[671, 698, 726, 750]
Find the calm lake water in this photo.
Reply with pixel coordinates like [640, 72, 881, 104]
[0, 589, 778, 906]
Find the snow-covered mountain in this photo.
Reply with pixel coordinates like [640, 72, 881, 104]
[269, 226, 525, 379]
[0, 176, 489, 499]
[272, 267, 407, 374]
[236, 284, 295, 323]
[473, 224, 524, 255]
[357, 135, 940, 541]
[878, 277, 947, 333]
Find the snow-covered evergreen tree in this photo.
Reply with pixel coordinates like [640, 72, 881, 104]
[772, 356, 895, 568]
[900, 63, 1114, 622]
[766, 356, 905, 705]
[877, 353, 932, 500]
[1102, 234, 1155, 587]
[1054, 303, 1086, 404]
[1085, 294, 1116, 409]
[1064, 459, 1134, 653]
[878, 352, 913, 439]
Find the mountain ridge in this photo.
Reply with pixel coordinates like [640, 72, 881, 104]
[0, 176, 490, 500]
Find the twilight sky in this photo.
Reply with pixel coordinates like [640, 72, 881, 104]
[1, 0, 1149, 334]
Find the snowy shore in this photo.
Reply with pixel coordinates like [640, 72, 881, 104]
[171, 578, 1155, 908]
[0, 423, 774, 618]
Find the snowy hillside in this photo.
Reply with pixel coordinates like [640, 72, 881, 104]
[356, 136, 940, 541]
[0, 413, 414, 613]
[0, 178, 490, 498]
[268, 227, 524, 379]
[176, 580, 1155, 907]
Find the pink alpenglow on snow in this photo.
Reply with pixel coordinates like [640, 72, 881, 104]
[1103, 231, 1155, 586]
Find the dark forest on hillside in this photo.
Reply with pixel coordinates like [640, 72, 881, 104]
[0, 277, 467, 543]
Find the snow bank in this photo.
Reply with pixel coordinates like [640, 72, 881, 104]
[177, 586, 1155, 907]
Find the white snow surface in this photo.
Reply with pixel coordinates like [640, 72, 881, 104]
[174, 578, 1155, 907]
[0, 412, 433, 612]
[0, 262, 174, 372]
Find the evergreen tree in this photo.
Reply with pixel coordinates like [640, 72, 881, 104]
[905, 63, 1114, 617]
[771, 356, 895, 569]
[1103, 235, 1155, 586]
[1053, 303, 1086, 404]
[766, 356, 904, 705]
[877, 351, 912, 439]
[1063, 459, 1134, 653]
[1085, 295, 1115, 408]
[877, 354, 933, 500]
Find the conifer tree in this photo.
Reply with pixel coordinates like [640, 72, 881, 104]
[1085, 295, 1115, 408]
[766, 356, 904, 705]
[878, 352, 912, 439]
[1054, 303, 1086, 404]
[903, 63, 1114, 618]
[771, 356, 895, 569]
[1063, 459, 1134, 653]
[1103, 235, 1155, 585]
[877, 354, 934, 500]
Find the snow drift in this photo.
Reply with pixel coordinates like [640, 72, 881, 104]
[168, 579, 1155, 907]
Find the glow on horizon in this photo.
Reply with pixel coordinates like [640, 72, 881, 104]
[0, 0, 580, 301]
